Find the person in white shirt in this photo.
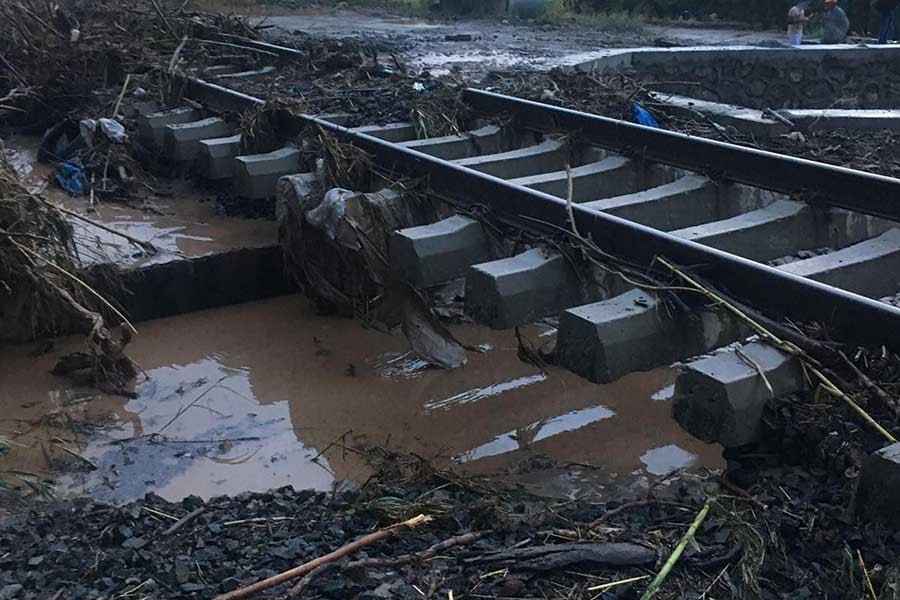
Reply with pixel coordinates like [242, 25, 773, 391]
[787, 1, 814, 45]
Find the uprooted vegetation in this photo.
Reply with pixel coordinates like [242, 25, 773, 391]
[0, 157, 138, 387]
[0, 0, 260, 128]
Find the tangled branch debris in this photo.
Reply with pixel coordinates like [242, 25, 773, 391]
[0, 157, 135, 388]
[0, 0, 260, 127]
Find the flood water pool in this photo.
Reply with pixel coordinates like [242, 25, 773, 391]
[0, 294, 722, 503]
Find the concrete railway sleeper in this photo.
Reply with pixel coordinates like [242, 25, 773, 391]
[164, 76, 900, 451]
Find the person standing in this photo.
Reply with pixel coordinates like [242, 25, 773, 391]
[822, 0, 850, 43]
[788, 1, 814, 45]
[874, 0, 900, 43]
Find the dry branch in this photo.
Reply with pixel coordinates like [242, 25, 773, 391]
[214, 514, 431, 600]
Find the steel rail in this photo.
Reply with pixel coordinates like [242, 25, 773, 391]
[179, 76, 900, 345]
[463, 88, 900, 223]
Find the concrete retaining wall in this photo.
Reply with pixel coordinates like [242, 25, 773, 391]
[577, 46, 900, 110]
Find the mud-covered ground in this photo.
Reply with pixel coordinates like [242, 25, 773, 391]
[255, 7, 786, 79]
[4, 3, 900, 600]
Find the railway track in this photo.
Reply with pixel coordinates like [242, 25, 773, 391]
[139, 72, 900, 447]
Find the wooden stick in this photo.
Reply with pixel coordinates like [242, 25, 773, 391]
[214, 514, 430, 600]
[162, 506, 206, 537]
[290, 531, 485, 596]
[639, 497, 714, 600]
[111, 74, 132, 119]
[858, 549, 878, 600]
[839, 350, 900, 418]
[149, 0, 179, 39]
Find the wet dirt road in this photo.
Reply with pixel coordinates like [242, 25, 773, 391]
[0, 295, 722, 503]
[254, 10, 785, 78]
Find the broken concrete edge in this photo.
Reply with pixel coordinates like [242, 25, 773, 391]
[650, 92, 900, 136]
[672, 340, 806, 448]
[95, 246, 294, 325]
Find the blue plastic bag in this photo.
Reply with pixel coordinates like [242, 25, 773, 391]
[632, 103, 659, 128]
[55, 161, 85, 196]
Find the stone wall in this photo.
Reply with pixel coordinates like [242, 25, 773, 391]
[578, 47, 900, 110]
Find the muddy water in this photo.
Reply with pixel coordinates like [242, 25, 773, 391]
[1, 136, 276, 269]
[0, 295, 721, 502]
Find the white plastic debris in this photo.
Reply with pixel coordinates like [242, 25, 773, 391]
[305, 188, 355, 240]
[98, 118, 128, 143]
[79, 118, 128, 147]
[413, 82, 425, 92]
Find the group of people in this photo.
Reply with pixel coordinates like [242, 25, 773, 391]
[787, 0, 900, 45]
[787, 0, 850, 45]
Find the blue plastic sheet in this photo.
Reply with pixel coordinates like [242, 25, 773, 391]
[54, 161, 85, 196]
[632, 103, 659, 128]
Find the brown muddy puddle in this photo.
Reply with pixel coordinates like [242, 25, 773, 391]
[0, 295, 722, 503]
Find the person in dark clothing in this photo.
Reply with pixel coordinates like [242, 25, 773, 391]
[822, 0, 850, 43]
[875, 0, 900, 43]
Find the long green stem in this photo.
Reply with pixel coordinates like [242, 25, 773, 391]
[640, 497, 715, 600]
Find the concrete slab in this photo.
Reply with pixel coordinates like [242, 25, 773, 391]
[137, 107, 203, 150]
[783, 108, 900, 131]
[858, 442, 900, 528]
[465, 247, 584, 329]
[648, 92, 785, 138]
[673, 200, 814, 262]
[672, 341, 804, 448]
[163, 117, 233, 163]
[557, 289, 743, 384]
[351, 122, 418, 142]
[391, 215, 491, 287]
[197, 134, 242, 180]
[510, 157, 673, 202]
[454, 139, 567, 179]
[400, 125, 509, 160]
[655, 95, 900, 135]
[234, 147, 302, 200]
[779, 228, 900, 298]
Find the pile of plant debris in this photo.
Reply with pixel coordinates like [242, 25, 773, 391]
[0, 0, 260, 129]
[224, 30, 470, 131]
[0, 156, 137, 388]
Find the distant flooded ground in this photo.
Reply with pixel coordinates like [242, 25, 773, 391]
[0, 294, 722, 503]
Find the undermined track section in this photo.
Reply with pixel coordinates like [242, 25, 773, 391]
[154, 75, 900, 446]
[175, 77, 900, 340]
